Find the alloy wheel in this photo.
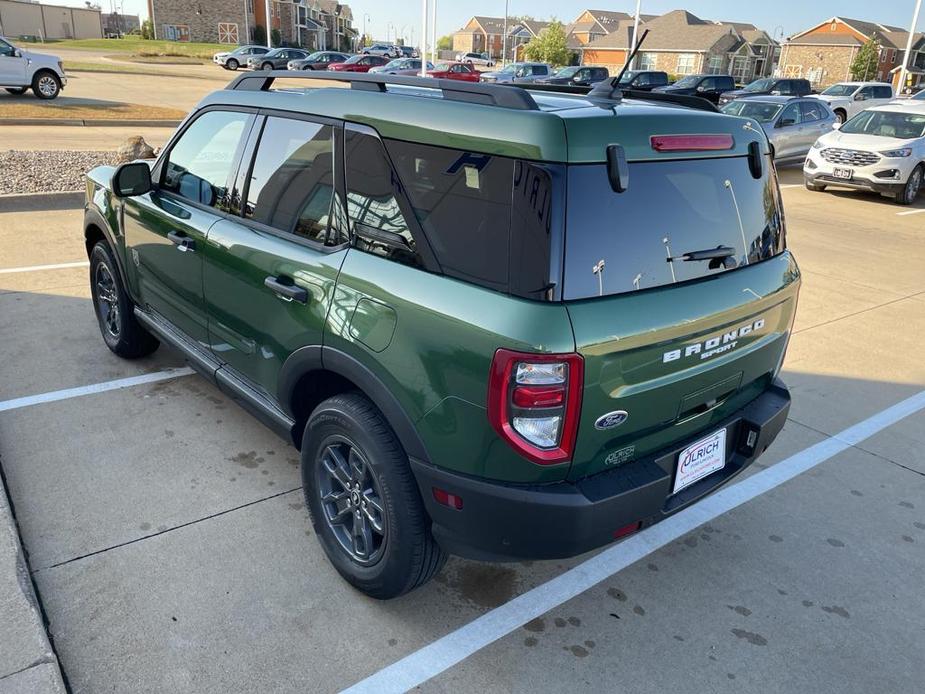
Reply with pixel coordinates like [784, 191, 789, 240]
[94, 262, 120, 338]
[37, 75, 57, 98]
[316, 437, 387, 565]
[906, 168, 922, 204]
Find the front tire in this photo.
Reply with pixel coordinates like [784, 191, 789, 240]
[301, 393, 447, 599]
[895, 165, 923, 206]
[834, 108, 847, 124]
[89, 242, 159, 358]
[805, 179, 826, 191]
[5, 87, 28, 95]
[226, 58, 239, 70]
[261, 62, 273, 71]
[32, 70, 61, 99]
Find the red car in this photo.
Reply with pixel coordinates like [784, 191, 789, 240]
[426, 62, 481, 82]
[328, 54, 390, 72]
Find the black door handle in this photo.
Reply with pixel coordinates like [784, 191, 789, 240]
[264, 276, 308, 304]
[167, 230, 196, 252]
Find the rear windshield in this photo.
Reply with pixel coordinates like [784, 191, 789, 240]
[720, 100, 782, 122]
[563, 156, 784, 300]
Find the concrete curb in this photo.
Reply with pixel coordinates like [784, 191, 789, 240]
[0, 118, 181, 127]
[0, 462, 66, 693]
[0, 191, 84, 213]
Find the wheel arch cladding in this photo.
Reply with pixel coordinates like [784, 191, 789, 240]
[280, 346, 430, 461]
[84, 210, 132, 296]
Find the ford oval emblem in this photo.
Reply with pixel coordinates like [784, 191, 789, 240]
[595, 410, 628, 430]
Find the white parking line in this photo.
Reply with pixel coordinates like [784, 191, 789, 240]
[341, 389, 925, 694]
[0, 367, 195, 413]
[778, 184, 803, 189]
[0, 261, 90, 275]
[896, 208, 925, 216]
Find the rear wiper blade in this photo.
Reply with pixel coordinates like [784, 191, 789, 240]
[667, 245, 738, 269]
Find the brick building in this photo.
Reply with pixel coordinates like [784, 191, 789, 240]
[778, 16, 923, 89]
[452, 16, 506, 58]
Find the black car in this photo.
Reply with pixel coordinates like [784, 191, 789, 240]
[616, 70, 669, 91]
[652, 74, 734, 104]
[718, 77, 813, 106]
[537, 65, 609, 87]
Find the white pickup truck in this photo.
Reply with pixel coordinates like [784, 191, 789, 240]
[0, 36, 66, 99]
[809, 81, 894, 123]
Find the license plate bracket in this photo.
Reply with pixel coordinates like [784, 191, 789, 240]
[673, 428, 727, 494]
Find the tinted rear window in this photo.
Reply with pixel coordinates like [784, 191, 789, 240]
[563, 156, 783, 300]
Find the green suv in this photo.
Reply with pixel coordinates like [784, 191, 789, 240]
[83, 71, 799, 598]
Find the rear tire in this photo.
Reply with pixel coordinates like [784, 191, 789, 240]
[895, 165, 923, 206]
[834, 108, 847, 124]
[5, 87, 28, 95]
[226, 58, 239, 70]
[89, 241, 159, 359]
[31, 70, 61, 99]
[301, 393, 447, 599]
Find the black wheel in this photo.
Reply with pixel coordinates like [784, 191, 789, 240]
[895, 165, 923, 206]
[301, 393, 447, 599]
[226, 58, 239, 70]
[805, 179, 826, 191]
[5, 87, 28, 95]
[261, 62, 273, 71]
[834, 109, 847, 124]
[89, 242, 159, 358]
[31, 70, 61, 99]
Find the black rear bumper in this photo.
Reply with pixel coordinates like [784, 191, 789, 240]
[412, 379, 790, 561]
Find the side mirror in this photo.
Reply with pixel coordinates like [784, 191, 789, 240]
[832, 122, 842, 130]
[854, 93, 866, 101]
[696, 85, 706, 92]
[13, 49, 22, 58]
[769, 90, 781, 95]
[778, 118, 796, 128]
[111, 162, 152, 198]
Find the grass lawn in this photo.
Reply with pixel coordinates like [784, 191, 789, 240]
[0, 99, 186, 121]
[62, 60, 218, 79]
[44, 36, 227, 60]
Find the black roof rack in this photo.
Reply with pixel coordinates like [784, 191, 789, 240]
[226, 70, 540, 111]
[612, 88, 719, 113]
[510, 81, 719, 113]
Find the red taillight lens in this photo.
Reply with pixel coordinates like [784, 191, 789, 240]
[487, 349, 584, 466]
[433, 487, 463, 510]
[650, 134, 735, 152]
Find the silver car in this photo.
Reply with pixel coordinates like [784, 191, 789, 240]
[368, 58, 434, 76]
[721, 96, 838, 163]
[479, 62, 551, 84]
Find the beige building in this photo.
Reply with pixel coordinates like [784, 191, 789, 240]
[452, 16, 506, 58]
[0, 0, 102, 40]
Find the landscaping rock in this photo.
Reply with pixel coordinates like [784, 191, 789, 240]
[116, 136, 157, 163]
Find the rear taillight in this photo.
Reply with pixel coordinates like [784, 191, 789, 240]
[487, 349, 584, 465]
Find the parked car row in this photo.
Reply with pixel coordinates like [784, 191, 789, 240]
[213, 46, 419, 72]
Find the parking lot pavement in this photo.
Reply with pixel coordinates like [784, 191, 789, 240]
[0, 179, 923, 693]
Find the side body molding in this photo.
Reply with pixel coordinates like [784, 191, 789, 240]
[278, 345, 430, 463]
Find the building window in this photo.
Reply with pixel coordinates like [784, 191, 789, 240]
[274, 3, 280, 18]
[163, 24, 190, 42]
[707, 54, 723, 74]
[246, 0, 253, 13]
[218, 22, 239, 44]
[676, 53, 695, 74]
[638, 52, 656, 70]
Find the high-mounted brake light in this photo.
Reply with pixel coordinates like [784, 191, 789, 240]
[650, 134, 735, 152]
[487, 349, 584, 465]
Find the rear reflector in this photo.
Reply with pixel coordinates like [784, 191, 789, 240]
[650, 134, 735, 152]
[433, 487, 463, 510]
[613, 521, 642, 539]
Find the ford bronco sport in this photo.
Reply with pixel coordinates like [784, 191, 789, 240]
[83, 69, 799, 599]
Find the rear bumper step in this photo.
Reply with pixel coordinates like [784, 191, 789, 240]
[412, 378, 790, 561]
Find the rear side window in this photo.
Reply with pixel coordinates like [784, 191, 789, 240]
[244, 116, 335, 243]
[800, 100, 825, 122]
[386, 140, 514, 291]
[874, 85, 893, 98]
[716, 76, 735, 90]
[162, 110, 250, 208]
[563, 156, 784, 300]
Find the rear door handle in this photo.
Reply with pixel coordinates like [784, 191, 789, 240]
[167, 230, 196, 252]
[264, 276, 308, 304]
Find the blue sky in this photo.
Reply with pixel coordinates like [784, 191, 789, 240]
[74, 0, 923, 47]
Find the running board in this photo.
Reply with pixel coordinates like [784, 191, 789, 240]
[134, 307, 295, 443]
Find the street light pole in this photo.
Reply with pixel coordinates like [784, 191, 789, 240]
[420, 0, 427, 76]
[431, 0, 437, 65]
[264, 0, 272, 47]
[627, 0, 642, 70]
[897, 0, 923, 95]
[501, 0, 509, 65]
[362, 12, 369, 47]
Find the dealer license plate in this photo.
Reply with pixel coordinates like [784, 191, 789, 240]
[673, 428, 727, 494]
[833, 167, 854, 180]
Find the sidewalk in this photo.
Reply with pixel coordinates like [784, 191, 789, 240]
[0, 125, 177, 151]
[0, 468, 65, 693]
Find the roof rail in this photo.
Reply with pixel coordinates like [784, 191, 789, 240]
[615, 89, 719, 113]
[513, 81, 719, 113]
[225, 70, 540, 111]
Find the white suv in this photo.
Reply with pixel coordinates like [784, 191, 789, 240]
[0, 36, 66, 99]
[804, 102, 925, 205]
[810, 81, 894, 123]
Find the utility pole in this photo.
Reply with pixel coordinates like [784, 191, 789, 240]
[264, 0, 271, 47]
[430, 0, 436, 65]
[627, 0, 642, 70]
[419, 0, 427, 76]
[501, 0, 509, 65]
[898, 0, 923, 95]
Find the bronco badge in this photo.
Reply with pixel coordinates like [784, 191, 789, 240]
[595, 410, 629, 430]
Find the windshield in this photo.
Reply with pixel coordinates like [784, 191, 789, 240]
[720, 100, 783, 123]
[304, 52, 323, 60]
[433, 63, 451, 71]
[563, 156, 783, 299]
[840, 110, 925, 138]
[618, 71, 638, 84]
[265, 49, 283, 57]
[555, 66, 580, 78]
[821, 84, 857, 96]
[384, 59, 406, 68]
[743, 78, 775, 92]
[672, 75, 702, 88]
[344, 55, 364, 64]
[498, 63, 520, 73]
[913, 91, 925, 101]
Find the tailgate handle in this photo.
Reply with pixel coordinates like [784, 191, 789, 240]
[677, 372, 743, 422]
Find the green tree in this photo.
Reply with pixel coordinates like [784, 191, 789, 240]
[437, 34, 452, 51]
[850, 40, 880, 81]
[271, 27, 281, 47]
[253, 24, 266, 46]
[140, 18, 153, 40]
[522, 20, 570, 67]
